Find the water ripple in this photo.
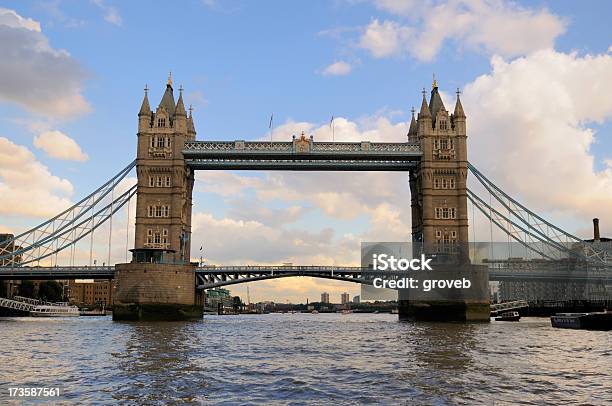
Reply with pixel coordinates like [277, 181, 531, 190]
[0, 314, 610, 405]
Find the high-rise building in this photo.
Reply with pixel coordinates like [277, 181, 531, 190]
[341, 292, 350, 304]
[321, 292, 330, 304]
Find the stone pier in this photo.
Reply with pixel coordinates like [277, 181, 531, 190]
[398, 263, 490, 322]
[113, 262, 203, 321]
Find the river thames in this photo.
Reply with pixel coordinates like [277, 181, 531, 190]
[0, 313, 610, 405]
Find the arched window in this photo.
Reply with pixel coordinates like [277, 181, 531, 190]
[157, 118, 166, 128]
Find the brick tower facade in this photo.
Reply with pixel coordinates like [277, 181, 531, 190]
[113, 76, 203, 321]
[133, 75, 196, 264]
[409, 80, 469, 255]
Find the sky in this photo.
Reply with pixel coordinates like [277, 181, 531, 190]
[0, 0, 611, 303]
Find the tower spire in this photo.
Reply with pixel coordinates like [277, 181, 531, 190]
[454, 88, 465, 118]
[167, 71, 173, 87]
[418, 88, 431, 119]
[138, 84, 151, 117]
[408, 106, 417, 137]
[429, 77, 446, 118]
[175, 85, 186, 117]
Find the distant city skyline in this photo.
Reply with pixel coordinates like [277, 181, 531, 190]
[0, 1, 611, 302]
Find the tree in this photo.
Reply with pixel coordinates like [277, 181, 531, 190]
[38, 281, 63, 302]
[19, 281, 35, 298]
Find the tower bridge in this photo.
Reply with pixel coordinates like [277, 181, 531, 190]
[1, 76, 610, 321]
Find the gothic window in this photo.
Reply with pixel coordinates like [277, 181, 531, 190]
[157, 118, 166, 128]
[165, 176, 171, 187]
[449, 178, 456, 188]
[150, 136, 156, 148]
[156, 137, 165, 148]
[149, 176, 154, 187]
[434, 139, 440, 150]
[155, 206, 163, 217]
[148, 206, 154, 217]
[163, 205, 170, 217]
[166, 137, 171, 148]
[154, 233, 161, 244]
[435, 207, 457, 219]
[449, 139, 454, 150]
[147, 229, 153, 244]
[436, 230, 442, 238]
[434, 178, 441, 189]
[439, 120, 447, 130]
[156, 176, 163, 187]
[439, 139, 448, 149]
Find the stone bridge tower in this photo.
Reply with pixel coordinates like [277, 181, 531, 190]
[405, 80, 488, 321]
[409, 79, 468, 255]
[133, 75, 196, 264]
[113, 75, 203, 321]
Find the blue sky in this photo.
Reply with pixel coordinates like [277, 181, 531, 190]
[1, 0, 611, 302]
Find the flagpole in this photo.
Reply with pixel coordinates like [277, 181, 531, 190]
[269, 113, 273, 145]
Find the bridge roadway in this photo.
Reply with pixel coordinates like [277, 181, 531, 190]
[0, 265, 610, 286]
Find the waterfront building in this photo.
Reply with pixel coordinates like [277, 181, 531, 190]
[321, 292, 330, 304]
[205, 288, 233, 312]
[68, 280, 113, 307]
[353, 295, 360, 304]
[341, 292, 350, 305]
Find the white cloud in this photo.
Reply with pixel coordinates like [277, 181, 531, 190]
[360, 19, 413, 58]
[0, 8, 90, 118]
[464, 49, 612, 234]
[358, 0, 566, 61]
[34, 130, 88, 161]
[0, 8, 41, 31]
[320, 61, 353, 76]
[92, 0, 122, 26]
[0, 137, 74, 217]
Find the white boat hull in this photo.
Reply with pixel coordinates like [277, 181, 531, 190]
[30, 311, 80, 317]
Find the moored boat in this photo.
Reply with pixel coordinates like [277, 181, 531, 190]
[550, 312, 612, 331]
[30, 304, 80, 317]
[495, 311, 520, 321]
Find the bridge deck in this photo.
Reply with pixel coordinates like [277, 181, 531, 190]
[183, 140, 422, 171]
[0, 265, 608, 284]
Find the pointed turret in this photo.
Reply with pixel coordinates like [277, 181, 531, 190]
[159, 72, 176, 116]
[187, 104, 196, 137]
[453, 89, 465, 118]
[175, 87, 186, 117]
[452, 88, 466, 134]
[418, 90, 431, 119]
[429, 77, 446, 118]
[408, 107, 417, 139]
[174, 85, 187, 133]
[139, 85, 151, 117]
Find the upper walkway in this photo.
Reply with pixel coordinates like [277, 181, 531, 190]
[182, 139, 422, 171]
